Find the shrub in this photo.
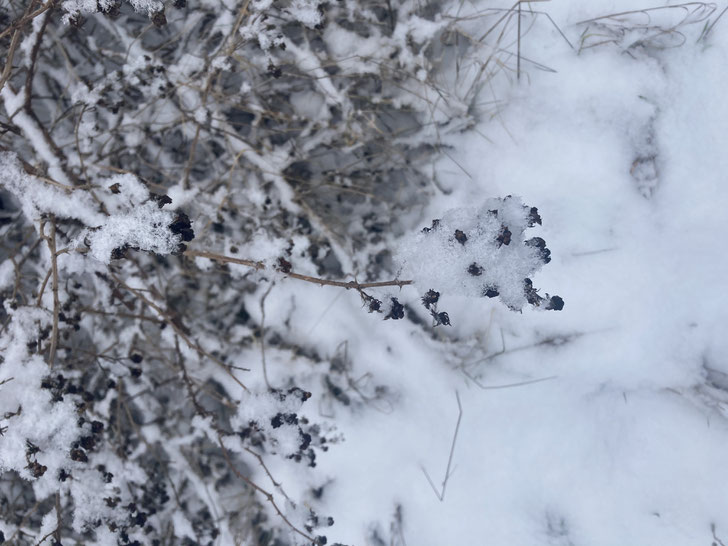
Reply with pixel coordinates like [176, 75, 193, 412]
[0, 0, 559, 543]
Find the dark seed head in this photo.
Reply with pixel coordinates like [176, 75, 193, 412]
[150, 194, 172, 208]
[421, 289, 440, 309]
[546, 295, 564, 311]
[70, 448, 88, 463]
[422, 219, 441, 234]
[528, 206, 542, 226]
[169, 212, 194, 242]
[467, 263, 483, 276]
[276, 257, 292, 273]
[496, 226, 512, 247]
[151, 9, 166, 27]
[385, 298, 404, 320]
[483, 286, 499, 298]
[526, 237, 551, 263]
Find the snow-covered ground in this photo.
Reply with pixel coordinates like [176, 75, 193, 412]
[254, 2, 728, 544]
[2, 1, 727, 544]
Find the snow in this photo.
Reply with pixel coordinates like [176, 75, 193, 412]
[288, 0, 323, 29]
[3, 1, 728, 544]
[244, 3, 728, 545]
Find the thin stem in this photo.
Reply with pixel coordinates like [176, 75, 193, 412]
[421, 391, 463, 502]
[184, 249, 413, 290]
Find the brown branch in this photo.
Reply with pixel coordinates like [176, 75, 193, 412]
[39, 217, 60, 367]
[0, 0, 55, 41]
[259, 282, 275, 390]
[184, 249, 413, 290]
[24, 8, 52, 110]
[0, 27, 22, 95]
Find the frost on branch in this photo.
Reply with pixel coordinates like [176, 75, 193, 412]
[398, 196, 563, 312]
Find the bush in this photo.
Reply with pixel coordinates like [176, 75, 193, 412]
[0, 1, 560, 543]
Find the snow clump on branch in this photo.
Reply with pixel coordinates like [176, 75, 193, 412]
[397, 196, 563, 312]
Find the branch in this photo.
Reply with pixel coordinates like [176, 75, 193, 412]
[110, 273, 250, 392]
[216, 433, 317, 545]
[0, 0, 55, 41]
[421, 391, 463, 502]
[39, 217, 60, 367]
[184, 249, 413, 290]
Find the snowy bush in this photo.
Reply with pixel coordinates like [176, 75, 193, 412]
[0, 0, 560, 543]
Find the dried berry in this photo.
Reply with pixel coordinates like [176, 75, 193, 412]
[384, 298, 404, 320]
[525, 237, 551, 264]
[80, 436, 96, 450]
[27, 460, 47, 478]
[70, 448, 88, 463]
[25, 440, 40, 456]
[111, 245, 130, 260]
[527, 206, 542, 226]
[169, 212, 194, 242]
[151, 9, 167, 27]
[422, 219, 441, 233]
[546, 295, 564, 311]
[150, 193, 172, 208]
[267, 62, 282, 78]
[421, 289, 440, 309]
[483, 286, 499, 298]
[276, 257, 292, 273]
[467, 263, 483, 276]
[523, 278, 543, 306]
[496, 225, 512, 247]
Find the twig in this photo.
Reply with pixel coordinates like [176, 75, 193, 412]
[712, 523, 727, 546]
[701, 6, 728, 40]
[259, 282, 275, 390]
[421, 391, 463, 502]
[184, 249, 413, 290]
[243, 446, 294, 505]
[0, 27, 22, 95]
[110, 273, 249, 392]
[517, 1, 522, 81]
[39, 217, 60, 367]
[0, 0, 55, 41]
[462, 369, 557, 390]
[216, 434, 317, 544]
[24, 8, 52, 110]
